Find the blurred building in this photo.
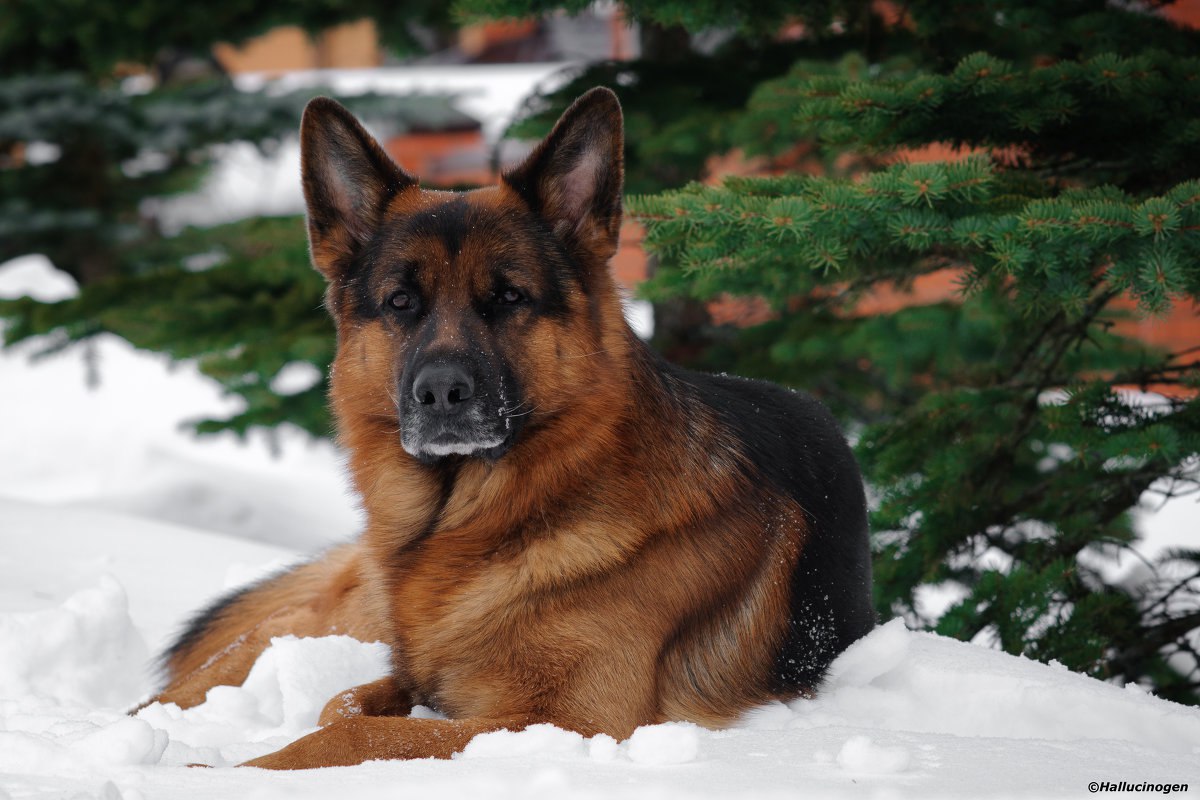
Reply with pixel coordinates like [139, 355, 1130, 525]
[214, 19, 383, 73]
[212, 12, 633, 184]
[212, 12, 635, 75]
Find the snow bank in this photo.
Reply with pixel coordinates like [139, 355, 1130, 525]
[0, 576, 147, 709]
[462, 723, 587, 760]
[4, 252, 1200, 797]
[0, 496, 295, 652]
[835, 735, 910, 775]
[779, 618, 1200, 752]
[136, 635, 391, 766]
[0, 254, 362, 552]
[1, 559, 1198, 798]
[459, 721, 702, 767]
[0, 575, 388, 771]
[626, 722, 701, 765]
[460, 720, 701, 766]
[0, 576, 165, 782]
[0, 709, 166, 777]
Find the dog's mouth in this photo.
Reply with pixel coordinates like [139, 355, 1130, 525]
[399, 409, 515, 463]
[418, 433, 508, 458]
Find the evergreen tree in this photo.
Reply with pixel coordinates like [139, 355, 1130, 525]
[1, 0, 451, 76]
[0, 1, 461, 434]
[481, 0, 1200, 701]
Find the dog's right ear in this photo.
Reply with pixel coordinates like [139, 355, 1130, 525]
[300, 97, 415, 279]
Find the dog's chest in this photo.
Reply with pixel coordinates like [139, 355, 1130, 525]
[387, 538, 574, 715]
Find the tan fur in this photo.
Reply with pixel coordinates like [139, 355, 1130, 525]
[317, 675, 413, 726]
[148, 544, 383, 711]
[242, 715, 534, 768]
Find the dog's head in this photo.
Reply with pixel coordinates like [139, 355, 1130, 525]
[300, 89, 627, 464]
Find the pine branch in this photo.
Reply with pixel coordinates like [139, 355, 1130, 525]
[741, 50, 1200, 190]
[1112, 610, 1200, 674]
[631, 166, 1200, 318]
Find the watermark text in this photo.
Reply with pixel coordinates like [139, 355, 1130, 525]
[1088, 782, 1188, 794]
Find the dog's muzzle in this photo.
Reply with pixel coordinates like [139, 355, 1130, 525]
[400, 362, 511, 461]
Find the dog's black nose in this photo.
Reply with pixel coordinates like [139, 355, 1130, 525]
[412, 364, 474, 412]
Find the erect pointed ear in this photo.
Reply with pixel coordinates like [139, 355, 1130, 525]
[300, 97, 415, 279]
[503, 87, 624, 265]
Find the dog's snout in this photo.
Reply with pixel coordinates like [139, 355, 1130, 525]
[412, 364, 474, 412]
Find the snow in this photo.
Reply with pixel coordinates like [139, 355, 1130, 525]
[459, 721, 702, 766]
[149, 64, 571, 232]
[835, 736, 910, 775]
[233, 63, 571, 142]
[461, 724, 588, 761]
[269, 361, 323, 397]
[0, 257, 362, 552]
[4, 256, 1200, 797]
[626, 721, 701, 764]
[0, 576, 147, 708]
[136, 635, 391, 767]
[0, 253, 79, 301]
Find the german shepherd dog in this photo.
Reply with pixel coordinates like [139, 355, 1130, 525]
[147, 88, 875, 769]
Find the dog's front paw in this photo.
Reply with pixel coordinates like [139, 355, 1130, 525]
[240, 713, 523, 767]
[317, 676, 412, 727]
[240, 721, 364, 770]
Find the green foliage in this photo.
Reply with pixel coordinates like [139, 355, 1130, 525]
[0, 3, 470, 434]
[741, 51, 1200, 191]
[506, 41, 815, 194]
[616, 2, 1200, 701]
[457, 0, 844, 37]
[458, 0, 1199, 62]
[0, 0, 452, 76]
[0, 73, 473, 284]
[632, 164, 1200, 315]
[1, 216, 334, 436]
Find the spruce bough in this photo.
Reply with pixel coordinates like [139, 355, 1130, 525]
[625, 43, 1200, 702]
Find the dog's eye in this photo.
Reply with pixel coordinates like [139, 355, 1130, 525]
[388, 291, 413, 311]
[497, 288, 524, 305]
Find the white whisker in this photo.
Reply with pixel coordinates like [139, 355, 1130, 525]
[502, 404, 540, 419]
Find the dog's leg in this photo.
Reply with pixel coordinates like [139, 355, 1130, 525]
[317, 676, 413, 726]
[240, 714, 533, 769]
[143, 603, 354, 711]
[144, 543, 382, 710]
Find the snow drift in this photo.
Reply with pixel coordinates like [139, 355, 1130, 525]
[1, 555, 1197, 799]
[3, 254, 1199, 798]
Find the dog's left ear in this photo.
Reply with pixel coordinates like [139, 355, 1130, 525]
[503, 87, 624, 265]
